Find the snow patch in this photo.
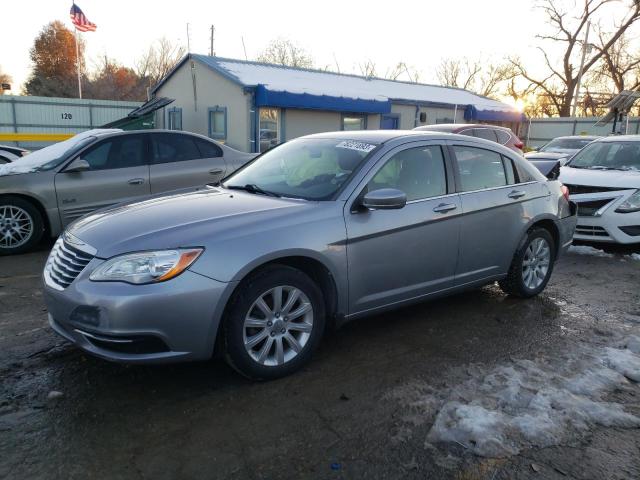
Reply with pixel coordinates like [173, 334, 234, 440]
[568, 245, 614, 258]
[388, 341, 640, 458]
[628, 253, 640, 262]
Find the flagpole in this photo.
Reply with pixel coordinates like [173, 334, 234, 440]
[74, 27, 82, 99]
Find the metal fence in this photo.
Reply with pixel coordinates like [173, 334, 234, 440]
[523, 116, 640, 149]
[0, 95, 142, 149]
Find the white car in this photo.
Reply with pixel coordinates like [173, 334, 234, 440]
[560, 135, 640, 244]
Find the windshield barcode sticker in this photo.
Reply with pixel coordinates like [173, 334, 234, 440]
[336, 140, 377, 153]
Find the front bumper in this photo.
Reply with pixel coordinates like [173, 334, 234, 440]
[43, 259, 236, 364]
[571, 193, 640, 244]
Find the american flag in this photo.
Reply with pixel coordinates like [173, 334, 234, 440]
[69, 3, 97, 32]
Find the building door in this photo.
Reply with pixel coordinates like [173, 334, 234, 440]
[380, 115, 399, 129]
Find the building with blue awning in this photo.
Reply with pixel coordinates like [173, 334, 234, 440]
[152, 54, 525, 153]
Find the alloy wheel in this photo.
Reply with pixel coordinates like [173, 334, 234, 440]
[243, 286, 314, 366]
[522, 237, 551, 290]
[0, 206, 34, 248]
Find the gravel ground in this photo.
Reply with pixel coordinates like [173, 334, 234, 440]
[1, 239, 639, 480]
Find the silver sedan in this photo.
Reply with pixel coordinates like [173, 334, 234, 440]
[43, 131, 577, 379]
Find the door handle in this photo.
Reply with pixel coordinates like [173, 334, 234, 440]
[128, 178, 144, 185]
[433, 203, 458, 213]
[209, 168, 224, 175]
[508, 190, 526, 199]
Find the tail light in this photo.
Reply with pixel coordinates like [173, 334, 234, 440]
[561, 184, 570, 201]
[514, 140, 524, 150]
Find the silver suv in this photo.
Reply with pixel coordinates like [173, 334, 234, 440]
[0, 129, 255, 254]
[43, 131, 577, 379]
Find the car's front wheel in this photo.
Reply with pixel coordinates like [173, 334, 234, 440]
[0, 197, 44, 255]
[499, 228, 555, 298]
[223, 265, 326, 380]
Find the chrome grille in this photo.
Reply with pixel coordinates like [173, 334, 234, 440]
[564, 184, 622, 195]
[575, 225, 609, 237]
[44, 235, 95, 290]
[576, 199, 615, 216]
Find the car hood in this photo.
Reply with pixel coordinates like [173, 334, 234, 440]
[525, 151, 571, 160]
[68, 187, 312, 258]
[0, 161, 39, 176]
[559, 166, 640, 189]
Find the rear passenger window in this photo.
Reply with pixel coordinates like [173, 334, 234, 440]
[495, 130, 511, 144]
[151, 133, 200, 164]
[368, 145, 447, 201]
[502, 156, 516, 184]
[474, 129, 498, 142]
[453, 146, 507, 191]
[194, 138, 223, 158]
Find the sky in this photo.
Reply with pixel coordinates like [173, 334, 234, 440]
[1, 0, 633, 99]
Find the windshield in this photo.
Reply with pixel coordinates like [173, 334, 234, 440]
[568, 141, 640, 171]
[223, 138, 378, 200]
[0, 133, 97, 175]
[540, 137, 594, 152]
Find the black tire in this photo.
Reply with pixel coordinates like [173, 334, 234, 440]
[223, 265, 326, 380]
[0, 196, 45, 256]
[498, 228, 556, 298]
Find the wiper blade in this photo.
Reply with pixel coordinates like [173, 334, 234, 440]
[587, 165, 617, 170]
[225, 184, 281, 197]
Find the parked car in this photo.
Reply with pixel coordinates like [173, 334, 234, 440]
[559, 135, 640, 244]
[43, 130, 576, 379]
[525, 135, 599, 165]
[413, 123, 524, 153]
[0, 129, 255, 255]
[0, 144, 30, 163]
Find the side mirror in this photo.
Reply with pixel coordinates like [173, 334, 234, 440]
[65, 158, 90, 173]
[361, 188, 407, 210]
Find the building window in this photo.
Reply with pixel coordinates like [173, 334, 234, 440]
[208, 106, 227, 140]
[259, 108, 279, 153]
[342, 114, 366, 131]
[167, 107, 182, 130]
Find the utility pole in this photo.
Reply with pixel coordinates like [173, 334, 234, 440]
[210, 25, 215, 56]
[186, 23, 191, 53]
[241, 36, 248, 61]
[571, 21, 591, 118]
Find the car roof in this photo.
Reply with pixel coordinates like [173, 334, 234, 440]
[551, 135, 600, 140]
[414, 123, 512, 132]
[595, 135, 640, 143]
[299, 129, 519, 152]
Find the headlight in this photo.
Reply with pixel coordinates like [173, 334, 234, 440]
[615, 190, 640, 213]
[90, 248, 203, 284]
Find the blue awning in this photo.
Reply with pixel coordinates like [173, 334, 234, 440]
[465, 105, 527, 123]
[255, 84, 391, 114]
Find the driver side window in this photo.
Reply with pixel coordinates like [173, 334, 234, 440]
[81, 135, 146, 171]
[367, 146, 447, 201]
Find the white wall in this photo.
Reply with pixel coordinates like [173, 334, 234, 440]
[155, 60, 252, 151]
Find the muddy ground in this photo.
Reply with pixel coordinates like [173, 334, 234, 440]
[1, 240, 639, 480]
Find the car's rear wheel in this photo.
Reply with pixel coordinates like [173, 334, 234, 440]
[0, 197, 44, 255]
[499, 228, 555, 298]
[223, 265, 325, 380]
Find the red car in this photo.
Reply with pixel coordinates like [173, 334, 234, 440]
[413, 123, 524, 153]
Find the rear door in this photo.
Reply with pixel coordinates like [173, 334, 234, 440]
[149, 132, 227, 193]
[344, 142, 462, 314]
[54, 134, 150, 226]
[450, 141, 542, 283]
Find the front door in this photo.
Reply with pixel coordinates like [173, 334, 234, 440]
[344, 142, 461, 315]
[450, 142, 542, 283]
[54, 134, 150, 226]
[149, 132, 228, 193]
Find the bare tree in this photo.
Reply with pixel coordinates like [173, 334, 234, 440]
[510, 0, 640, 117]
[137, 37, 186, 87]
[385, 62, 421, 83]
[256, 38, 314, 68]
[592, 30, 640, 93]
[358, 60, 378, 78]
[436, 57, 514, 98]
